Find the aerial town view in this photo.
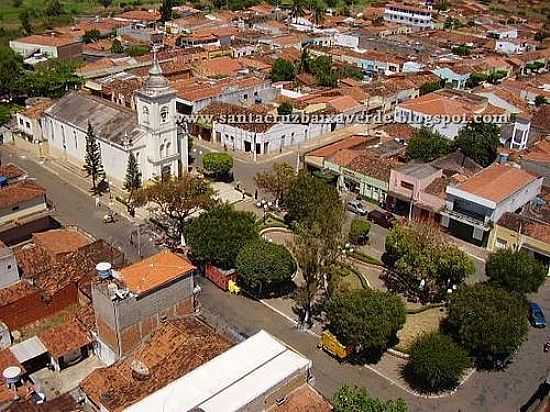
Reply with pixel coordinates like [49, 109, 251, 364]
[0, 0, 550, 410]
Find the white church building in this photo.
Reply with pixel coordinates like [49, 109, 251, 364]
[44, 57, 187, 185]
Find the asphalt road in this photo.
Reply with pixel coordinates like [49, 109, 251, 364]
[4, 145, 550, 412]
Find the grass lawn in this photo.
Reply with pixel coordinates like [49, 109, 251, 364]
[395, 306, 446, 354]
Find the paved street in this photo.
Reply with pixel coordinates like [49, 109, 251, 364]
[3, 144, 550, 412]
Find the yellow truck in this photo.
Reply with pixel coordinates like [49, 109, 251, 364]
[319, 331, 353, 359]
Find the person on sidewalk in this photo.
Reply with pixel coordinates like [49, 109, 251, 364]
[95, 197, 101, 208]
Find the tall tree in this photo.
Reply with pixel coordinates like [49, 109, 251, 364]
[134, 174, 214, 246]
[453, 121, 500, 167]
[123, 152, 142, 217]
[254, 162, 297, 207]
[333, 385, 408, 412]
[486, 249, 547, 294]
[311, 0, 327, 25]
[83, 122, 105, 195]
[289, 0, 306, 23]
[159, 0, 174, 22]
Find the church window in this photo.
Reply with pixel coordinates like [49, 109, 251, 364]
[159, 144, 164, 157]
[166, 142, 171, 156]
[161, 106, 168, 123]
[143, 106, 150, 123]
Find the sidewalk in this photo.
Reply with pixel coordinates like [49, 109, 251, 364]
[5, 138, 147, 222]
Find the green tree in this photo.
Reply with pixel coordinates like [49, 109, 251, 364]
[406, 127, 451, 162]
[309, 55, 337, 87]
[45, 0, 64, 16]
[486, 249, 547, 294]
[466, 72, 487, 88]
[126, 45, 150, 57]
[325, 289, 406, 353]
[406, 332, 471, 392]
[349, 219, 370, 245]
[135, 174, 214, 245]
[98, 0, 113, 8]
[535, 31, 548, 44]
[333, 385, 408, 412]
[111, 39, 124, 54]
[311, 0, 327, 25]
[254, 162, 296, 207]
[19, 9, 32, 34]
[453, 121, 500, 167]
[123, 152, 142, 217]
[419, 81, 443, 95]
[535, 95, 548, 107]
[82, 29, 101, 44]
[452, 44, 472, 56]
[277, 101, 293, 115]
[186, 205, 259, 269]
[12, 0, 23, 7]
[271, 58, 296, 82]
[447, 284, 528, 366]
[160, 0, 174, 22]
[22, 59, 83, 98]
[202, 152, 233, 180]
[385, 223, 474, 301]
[289, 0, 306, 23]
[236, 239, 296, 296]
[83, 122, 106, 195]
[0, 47, 24, 98]
[285, 172, 342, 228]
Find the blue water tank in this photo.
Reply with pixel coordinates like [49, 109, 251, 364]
[0, 177, 7, 188]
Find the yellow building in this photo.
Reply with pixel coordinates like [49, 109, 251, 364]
[488, 211, 550, 275]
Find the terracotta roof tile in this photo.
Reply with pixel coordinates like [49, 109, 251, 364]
[307, 135, 370, 157]
[0, 164, 26, 180]
[33, 229, 92, 257]
[20, 100, 54, 120]
[456, 164, 539, 203]
[38, 319, 91, 358]
[0, 281, 37, 307]
[118, 250, 195, 295]
[498, 212, 550, 244]
[13, 33, 80, 47]
[0, 180, 45, 210]
[80, 318, 232, 412]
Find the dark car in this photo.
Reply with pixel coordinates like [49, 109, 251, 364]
[529, 302, 546, 328]
[367, 210, 395, 229]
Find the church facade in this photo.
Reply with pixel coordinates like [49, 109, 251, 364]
[43, 58, 187, 185]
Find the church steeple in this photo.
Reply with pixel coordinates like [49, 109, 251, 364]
[144, 48, 170, 90]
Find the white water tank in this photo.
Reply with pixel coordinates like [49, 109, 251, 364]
[3, 366, 21, 385]
[96, 262, 112, 279]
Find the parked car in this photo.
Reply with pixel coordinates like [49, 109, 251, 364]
[529, 302, 546, 328]
[347, 200, 368, 216]
[367, 210, 395, 229]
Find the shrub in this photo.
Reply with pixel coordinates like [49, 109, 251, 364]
[486, 248, 547, 294]
[406, 332, 471, 392]
[447, 284, 528, 367]
[202, 152, 233, 180]
[325, 289, 406, 353]
[349, 219, 370, 244]
[236, 239, 296, 296]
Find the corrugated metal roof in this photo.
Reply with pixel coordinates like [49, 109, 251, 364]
[10, 337, 47, 363]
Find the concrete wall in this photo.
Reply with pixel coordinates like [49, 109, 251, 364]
[93, 275, 196, 357]
[0, 252, 19, 289]
[0, 197, 47, 226]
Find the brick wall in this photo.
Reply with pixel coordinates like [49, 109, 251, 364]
[0, 283, 78, 330]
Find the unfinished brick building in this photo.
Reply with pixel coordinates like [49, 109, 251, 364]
[91, 250, 198, 363]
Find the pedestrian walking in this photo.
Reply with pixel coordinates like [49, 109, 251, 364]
[95, 197, 100, 208]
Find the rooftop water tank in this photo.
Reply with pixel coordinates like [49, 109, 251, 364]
[96, 262, 112, 280]
[3, 366, 22, 385]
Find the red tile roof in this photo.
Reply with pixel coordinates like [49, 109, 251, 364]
[33, 229, 92, 257]
[0, 164, 26, 180]
[118, 250, 195, 295]
[13, 33, 81, 47]
[0, 281, 37, 307]
[0, 180, 46, 210]
[307, 135, 371, 158]
[38, 319, 91, 358]
[456, 164, 539, 203]
[80, 318, 232, 412]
